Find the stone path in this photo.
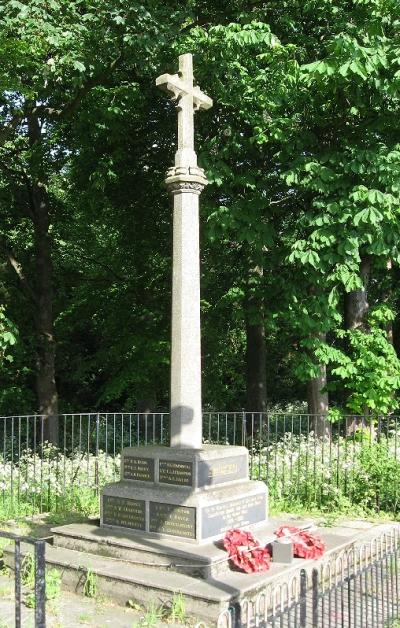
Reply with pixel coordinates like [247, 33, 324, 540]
[0, 574, 192, 628]
[1, 515, 399, 627]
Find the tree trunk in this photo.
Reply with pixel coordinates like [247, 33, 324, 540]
[307, 333, 330, 438]
[344, 256, 371, 432]
[344, 257, 370, 330]
[27, 111, 59, 445]
[244, 257, 267, 420]
[245, 316, 267, 414]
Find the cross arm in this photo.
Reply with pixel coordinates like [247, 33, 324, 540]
[193, 86, 212, 111]
[156, 73, 188, 101]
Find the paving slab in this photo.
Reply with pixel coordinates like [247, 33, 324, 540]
[0, 574, 189, 627]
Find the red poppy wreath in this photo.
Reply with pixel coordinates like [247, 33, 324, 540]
[274, 525, 326, 559]
[223, 528, 271, 573]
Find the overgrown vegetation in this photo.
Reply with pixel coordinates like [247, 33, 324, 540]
[0, 428, 398, 521]
[0, 0, 399, 419]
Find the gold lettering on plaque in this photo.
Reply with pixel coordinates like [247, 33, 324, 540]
[149, 502, 195, 538]
[205, 495, 264, 532]
[208, 462, 238, 478]
[103, 496, 145, 530]
[124, 457, 154, 481]
[159, 460, 193, 486]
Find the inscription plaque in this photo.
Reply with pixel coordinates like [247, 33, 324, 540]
[197, 455, 247, 487]
[202, 493, 266, 539]
[149, 502, 196, 539]
[159, 460, 193, 486]
[102, 495, 146, 530]
[123, 456, 155, 482]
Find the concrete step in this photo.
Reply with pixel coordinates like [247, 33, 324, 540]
[4, 542, 230, 622]
[3, 519, 369, 625]
[51, 520, 292, 579]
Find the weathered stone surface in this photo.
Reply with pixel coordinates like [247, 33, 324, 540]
[156, 53, 212, 170]
[22, 519, 397, 624]
[98, 56, 269, 552]
[158, 459, 193, 486]
[123, 456, 155, 482]
[202, 492, 266, 539]
[102, 496, 146, 530]
[156, 54, 212, 450]
[120, 444, 249, 489]
[101, 478, 267, 543]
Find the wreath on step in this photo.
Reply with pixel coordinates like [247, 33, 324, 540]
[223, 528, 271, 573]
[274, 525, 326, 560]
[223, 525, 325, 573]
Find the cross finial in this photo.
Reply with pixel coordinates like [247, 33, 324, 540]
[156, 54, 212, 168]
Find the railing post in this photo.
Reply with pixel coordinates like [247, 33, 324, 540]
[14, 539, 21, 628]
[312, 568, 318, 627]
[35, 540, 46, 628]
[300, 568, 307, 627]
[241, 411, 246, 446]
[95, 414, 100, 493]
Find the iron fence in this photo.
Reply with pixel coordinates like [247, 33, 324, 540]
[0, 412, 399, 519]
[0, 530, 46, 628]
[213, 526, 400, 627]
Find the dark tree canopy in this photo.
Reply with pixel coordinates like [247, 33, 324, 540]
[0, 0, 399, 417]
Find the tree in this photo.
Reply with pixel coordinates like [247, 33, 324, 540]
[0, 0, 185, 428]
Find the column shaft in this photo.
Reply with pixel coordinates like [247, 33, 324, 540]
[170, 189, 202, 449]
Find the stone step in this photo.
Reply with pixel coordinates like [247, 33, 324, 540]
[51, 520, 284, 579]
[4, 542, 230, 623]
[4, 519, 377, 625]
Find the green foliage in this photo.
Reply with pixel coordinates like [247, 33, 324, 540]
[24, 563, 61, 608]
[168, 592, 186, 624]
[2, 421, 399, 522]
[0, 307, 17, 366]
[0, 0, 400, 414]
[254, 430, 400, 515]
[315, 325, 400, 414]
[21, 553, 35, 589]
[83, 568, 98, 599]
[0, 446, 119, 521]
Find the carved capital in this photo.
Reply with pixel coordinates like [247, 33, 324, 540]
[167, 181, 206, 194]
[165, 164, 208, 194]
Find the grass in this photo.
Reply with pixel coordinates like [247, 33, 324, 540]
[82, 567, 98, 599]
[131, 601, 163, 628]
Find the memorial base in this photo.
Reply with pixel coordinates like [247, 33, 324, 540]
[100, 444, 268, 544]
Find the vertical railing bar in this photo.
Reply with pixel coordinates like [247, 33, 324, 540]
[15, 539, 21, 628]
[300, 569, 307, 627]
[35, 540, 46, 628]
[380, 552, 385, 625]
[62, 415, 66, 513]
[87, 414, 91, 487]
[10, 417, 14, 516]
[17, 416, 21, 516]
[113, 414, 116, 479]
[312, 569, 318, 628]
[26, 417, 30, 516]
[40, 417, 44, 513]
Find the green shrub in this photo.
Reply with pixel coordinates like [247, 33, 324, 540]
[0, 430, 398, 521]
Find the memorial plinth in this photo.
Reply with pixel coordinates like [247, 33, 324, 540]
[101, 445, 267, 544]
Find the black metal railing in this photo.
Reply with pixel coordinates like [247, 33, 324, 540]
[0, 412, 399, 519]
[0, 530, 46, 628]
[215, 527, 400, 627]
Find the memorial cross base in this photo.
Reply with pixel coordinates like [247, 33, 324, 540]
[100, 445, 268, 544]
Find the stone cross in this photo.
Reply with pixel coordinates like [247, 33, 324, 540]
[156, 54, 212, 449]
[156, 54, 212, 169]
